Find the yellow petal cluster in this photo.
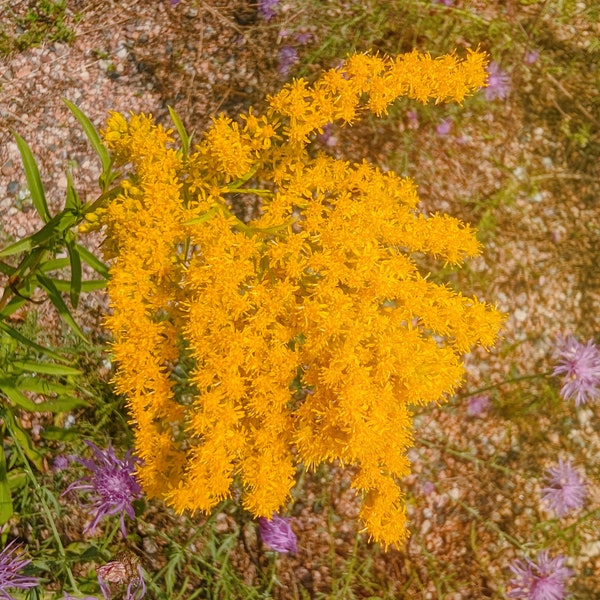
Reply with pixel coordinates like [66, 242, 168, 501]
[99, 50, 502, 548]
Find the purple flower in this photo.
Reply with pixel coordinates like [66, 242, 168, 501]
[435, 118, 453, 137]
[467, 394, 491, 418]
[433, 0, 453, 5]
[278, 46, 299, 77]
[258, 0, 280, 21]
[53, 454, 72, 472]
[484, 61, 510, 101]
[552, 335, 600, 405]
[64, 440, 143, 537]
[541, 459, 586, 517]
[0, 540, 39, 600]
[258, 513, 298, 554]
[508, 550, 572, 599]
[524, 50, 540, 65]
[295, 32, 313, 45]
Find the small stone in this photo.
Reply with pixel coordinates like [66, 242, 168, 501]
[7, 181, 20, 194]
[514, 308, 527, 322]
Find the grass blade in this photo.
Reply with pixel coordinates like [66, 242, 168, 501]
[13, 132, 51, 223]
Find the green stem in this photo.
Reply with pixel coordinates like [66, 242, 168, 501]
[456, 371, 554, 399]
[5, 412, 78, 591]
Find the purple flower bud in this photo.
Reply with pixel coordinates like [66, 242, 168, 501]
[435, 118, 452, 137]
[524, 50, 540, 65]
[466, 394, 491, 418]
[258, 513, 298, 554]
[278, 46, 299, 77]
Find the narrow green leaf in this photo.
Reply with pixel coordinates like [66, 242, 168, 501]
[42, 277, 107, 293]
[66, 238, 82, 309]
[0, 322, 64, 361]
[36, 274, 88, 343]
[0, 260, 16, 277]
[13, 132, 51, 224]
[39, 257, 71, 272]
[15, 378, 76, 395]
[40, 426, 80, 441]
[0, 212, 63, 257]
[0, 297, 27, 321]
[168, 105, 191, 159]
[75, 243, 109, 279]
[0, 384, 38, 411]
[10, 361, 81, 376]
[0, 446, 13, 525]
[35, 395, 90, 413]
[3, 410, 44, 471]
[63, 99, 111, 173]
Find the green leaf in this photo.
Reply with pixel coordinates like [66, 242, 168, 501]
[35, 395, 90, 413]
[3, 410, 44, 471]
[10, 361, 81, 376]
[75, 243, 109, 279]
[8, 470, 27, 493]
[0, 260, 16, 277]
[63, 99, 111, 174]
[39, 257, 71, 272]
[13, 132, 51, 224]
[40, 426, 80, 441]
[36, 274, 88, 343]
[0, 321, 64, 361]
[66, 238, 82, 309]
[0, 213, 63, 257]
[168, 105, 191, 160]
[0, 445, 13, 525]
[43, 277, 107, 293]
[15, 378, 76, 395]
[0, 383, 38, 411]
[0, 297, 27, 321]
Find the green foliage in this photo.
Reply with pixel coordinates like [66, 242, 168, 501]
[0, 0, 76, 56]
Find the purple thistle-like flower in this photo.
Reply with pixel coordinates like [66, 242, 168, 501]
[541, 459, 586, 517]
[552, 335, 600, 406]
[508, 550, 572, 600]
[258, 0, 280, 21]
[524, 50, 540, 65]
[278, 46, 299, 77]
[64, 440, 143, 537]
[484, 61, 510, 101]
[0, 540, 39, 600]
[258, 513, 298, 554]
[435, 117, 453, 137]
[467, 394, 491, 418]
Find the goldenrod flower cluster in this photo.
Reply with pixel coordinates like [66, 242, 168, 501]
[99, 49, 502, 548]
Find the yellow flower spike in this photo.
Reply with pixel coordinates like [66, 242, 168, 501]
[99, 48, 502, 549]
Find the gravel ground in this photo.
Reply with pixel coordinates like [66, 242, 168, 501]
[1, 1, 599, 598]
